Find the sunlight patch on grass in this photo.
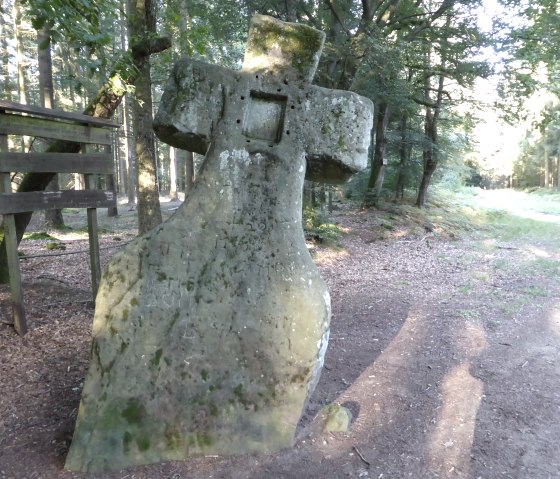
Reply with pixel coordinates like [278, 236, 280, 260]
[408, 186, 560, 242]
[523, 286, 549, 297]
[529, 258, 560, 278]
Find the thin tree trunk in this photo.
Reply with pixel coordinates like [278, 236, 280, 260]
[106, 173, 119, 217]
[38, 24, 65, 228]
[117, 104, 129, 197]
[14, 0, 30, 152]
[395, 112, 410, 201]
[1, 0, 11, 100]
[125, 97, 137, 205]
[127, 0, 162, 233]
[169, 146, 178, 200]
[185, 150, 194, 193]
[415, 17, 449, 208]
[363, 102, 390, 207]
[543, 129, 549, 187]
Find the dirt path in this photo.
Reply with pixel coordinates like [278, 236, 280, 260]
[1, 203, 559, 478]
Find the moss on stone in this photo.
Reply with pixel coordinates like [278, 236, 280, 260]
[121, 399, 145, 425]
[136, 436, 151, 451]
[246, 15, 324, 76]
[123, 431, 133, 453]
[151, 348, 163, 367]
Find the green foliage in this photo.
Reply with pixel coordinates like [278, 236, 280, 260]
[530, 258, 560, 278]
[302, 206, 343, 246]
[45, 241, 66, 250]
[22, 0, 116, 49]
[23, 231, 55, 240]
[496, 0, 560, 120]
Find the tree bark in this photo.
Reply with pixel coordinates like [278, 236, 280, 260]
[185, 150, 195, 192]
[38, 24, 66, 228]
[169, 146, 178, 200]
[415, 16, 450, 208]
[1, 0, 11, 100]
[543, 129, 550, 187]
[395, 112, 410, 201]
[363, 102, 390, 207]
[416, 83, 443, 207]
[416, 108, 438, 207]
[127, 0, 162, 234]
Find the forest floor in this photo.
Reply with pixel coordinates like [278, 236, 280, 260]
[1, 188, 559, 479]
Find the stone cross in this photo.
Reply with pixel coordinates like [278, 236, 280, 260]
[65, 15, 373, 473]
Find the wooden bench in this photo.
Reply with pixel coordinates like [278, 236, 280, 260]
[0, 100, 119, 335]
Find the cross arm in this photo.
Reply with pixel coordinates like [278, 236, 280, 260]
[154, 58, 233, 154]
[301, 87, 374, 184]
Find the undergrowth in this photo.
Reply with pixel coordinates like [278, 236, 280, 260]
[373, 186, 560, 242]
[303, 206, 344, 246]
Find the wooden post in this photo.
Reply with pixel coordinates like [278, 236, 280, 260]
[83, 143, 101, 301]
[0, 133, 27, 335]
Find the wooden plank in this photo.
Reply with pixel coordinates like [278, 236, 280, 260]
[0, 100, 119, 128]
[3, 211, 27, 335]
[0, 189, 116, 214]
[0, 152, 114, 174]
[0, 148, 27, 334]
[0, 115, 113, 145]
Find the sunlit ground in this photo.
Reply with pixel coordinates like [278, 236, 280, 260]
[469, 188, 560, 224]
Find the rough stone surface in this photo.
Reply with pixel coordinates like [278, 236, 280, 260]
[65, 14, 373, 473]
[323, 405, 353, 433]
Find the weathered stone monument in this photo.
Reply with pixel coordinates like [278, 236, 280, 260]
[65, 14, 373, 472]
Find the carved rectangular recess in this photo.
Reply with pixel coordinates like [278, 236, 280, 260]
[242, 91, 287, 143]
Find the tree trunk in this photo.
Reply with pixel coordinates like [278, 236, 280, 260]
[543, 129, 550, 187]
[185, 150, 195, 193]
[115, 109, 128, 195]
[124, 96, 137, 205]
[415, 20, 448, 208]
[169, 147, 178, 200]
[395, 112, 410, 201]
[106, 172, 119, 217]
[1, 0, 11, 100]
[127, 0, 162, 234]
[416, 99, 440, 208]
[363, 102, 390, 208]
[14, 0, 30, 152]
[38, 23, 65, 229]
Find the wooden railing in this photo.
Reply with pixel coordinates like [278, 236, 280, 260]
[0, 100, 119, 335]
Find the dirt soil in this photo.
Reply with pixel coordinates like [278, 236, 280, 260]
[1, 200, 559, 479]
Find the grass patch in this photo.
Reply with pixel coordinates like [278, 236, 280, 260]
[484, 210, 560, 241]
[493, 258, 509, 270]
[460, 309, 480, 319]
[529, 258, 560, 277]
[45, 241, 66, 251]
[23, 231, 55, 241]
[380, 186, 560, 242]
[303, 206, 344, 246]
[474, 271, 489, 282]
[523, 286, 548, 297]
